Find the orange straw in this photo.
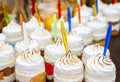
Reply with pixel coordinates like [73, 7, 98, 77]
[82, 0, 85, 5]
[19, 14, 24, 40]
[35, 3, 41, 26]
[78, 3, 81, 23]
[2, 1, 9, 25]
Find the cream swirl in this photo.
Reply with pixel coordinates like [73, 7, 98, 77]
[67, 31, 83, 48]
[15, 39, 39, 57]
[30, 28, 53, 49]
[22, 49, 38, 60]
[81, 5, 93, 17]
[86, 54, 116, 78]
[83, 44, 110, 59]
[59, 51, 80, 65]
[16, 49, 44, 73]
[44, 39, 65, 63]
[25, 16, 43, 28]
[3, 20, 21, 33]
[0, 42, 15, 63]
[55, 51, 83, 74]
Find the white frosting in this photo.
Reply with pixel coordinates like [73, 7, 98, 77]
[30, 28, 53, 50]
[0, 33, 6, 43]
[73, 24, 93, 46]
[82, 44, 110, 64]
[25, 16, 44, 35]
[85, 54, 116, 82]
[54, 51, 84, 82]
[98, 0, 108, 14]
[44, 39, 65, 64]
[103, 4, 120, 22]
[113, 3, 120, 13]
[87, 19, 107, 41]
[71, 16, 89, 25]
[67, 32, 84, 56]
[81, 5, 93, 17]
[15, 39, 39, 57]
[0, 42, 15, 68]
[2, 20, 22, 43]
[89, 14, 108, 23]
[16, 49, 45, 75]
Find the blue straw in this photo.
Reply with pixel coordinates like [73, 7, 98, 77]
[67, 7, 71, 32]
[103, 24, 112, 56]
[96, 0, 98, 13]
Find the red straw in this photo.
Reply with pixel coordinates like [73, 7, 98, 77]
[78, 3, 81, 23]
[20, 14, 24, 40]
[58, 0, 61, 19]
[32, 0, 35, 15]
[112, 0, 117, 4]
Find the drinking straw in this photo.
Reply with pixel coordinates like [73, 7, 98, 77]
[103, 24, 112, 56]
[61, 21, 69, 52]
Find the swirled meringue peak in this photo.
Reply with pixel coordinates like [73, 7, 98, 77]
[85, 54, 116, 82]
[44, 39, 65, 64]
[54, 50, 84, 82]
[16, 49, 44, 74]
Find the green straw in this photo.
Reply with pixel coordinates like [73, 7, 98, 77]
[53, 14, 57, 43]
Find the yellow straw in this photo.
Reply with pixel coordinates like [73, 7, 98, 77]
[93, 0, 97, 16]
[2, 1, 9, 25]
[61, 21, 69, 52]
[93, 4, 97, 16]
[35, 3, 41, 26]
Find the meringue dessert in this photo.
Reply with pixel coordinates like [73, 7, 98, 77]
[25, 16, 44, 35]
[15, 38, 39, 57]
[82, 44, 110, 65]
[15, 49, 45, 82]
[85, 54, 116, 82]
[103, 4, 120, 36]
[67, 31, 84, 58]
[0, 42, 15, 82]
[30, 28, 53, 56]
[44, 39, 66, 81]
[87, 18, 108, 46]
[73, 24, 93, 46]
[54, 50, 84, 82]
[2, 20, 22, 47]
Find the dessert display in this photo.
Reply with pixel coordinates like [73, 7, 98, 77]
[82, 44, 110, 64]
[30, 28, 53, 56]
[15, 38, 39, 57]
[0, 42, 15, 82]
[85, 54, 116, 82]
[2, 20, 22, 47]
[54, 50, 84, 82]
[0, 0, 119, 82]
[44, 39, 65, 81]
[15, 49, 45, 82]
